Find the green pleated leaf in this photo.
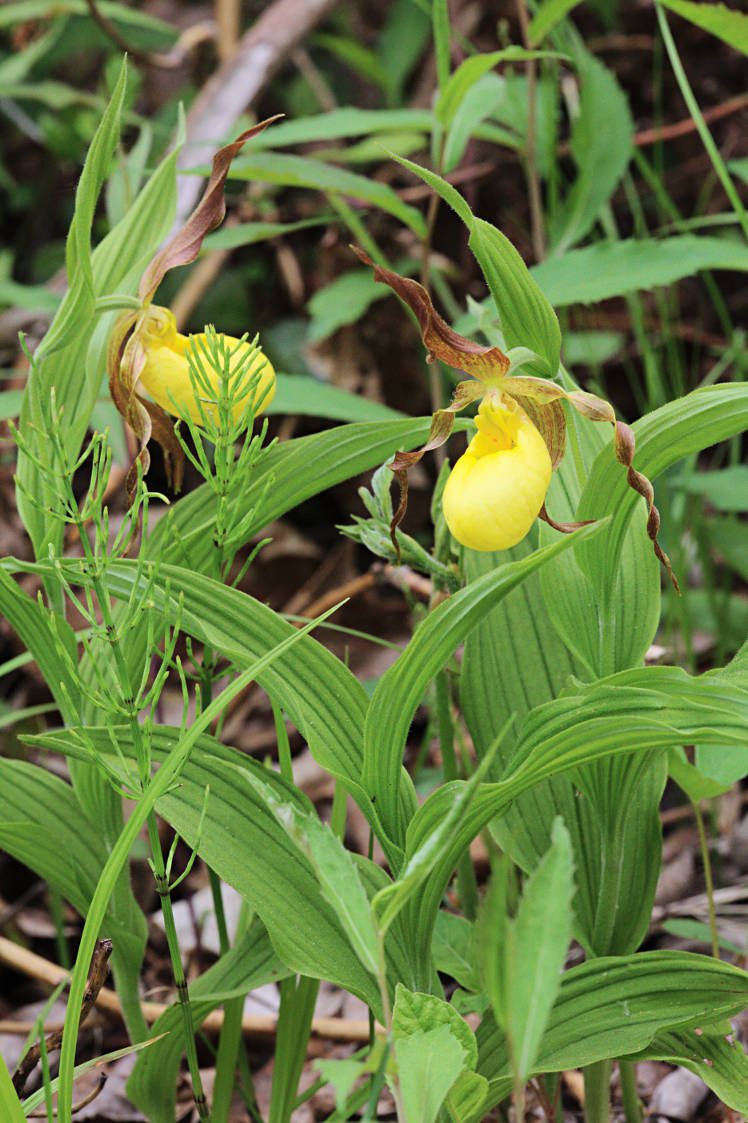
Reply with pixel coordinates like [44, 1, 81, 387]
[127, 919, 290, 1123]
[631, 1027, 748, 1113]
[395, 659, 748, 979]
[144, 418, 465, 573]
[28, 724, 412, 1014]
[475, 951, 748, 1108]
[460, 374, 662, 959]
[362, 520, 605, 848]
[0, 756, 148, 1040]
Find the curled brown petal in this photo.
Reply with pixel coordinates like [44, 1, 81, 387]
[538, 504, 596, 535]
[614, 421, 680, 593]
[139, 116, 282, 306]
[351, 247, 510, 381]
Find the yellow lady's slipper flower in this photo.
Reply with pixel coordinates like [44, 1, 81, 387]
[138, 305, 275, 426]
[442, 393, 552, 552]
[353, 247, 677, 588]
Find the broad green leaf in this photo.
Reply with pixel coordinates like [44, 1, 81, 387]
[503, 818, 574, 1080]
[362, 521, 605, 847]
[634, 1027, 748, 1113]
[378, 0, 432, 105]
[306, 263, 418, 342]
[145, 418, 465, 573]
[203, 214, 333, 251]
[679, 465, 748, 511]
[576, 383, 748, 597]
[392, 985, 478, 1069]
[475, 951, 748, 1108]
[64, 558, 407, 869]
[0, 1054, 24, 1123]
[550, 50, 633, 254]
[226, 152, 426, 237]
[242, 770, 380, 976]
[658, 0, 748, 55]
[399, 660, 748, 977]
[531, 233, 748, 306]
[52, 613, 333, 1123]
[706, 515, 748, 581]
[237, 107, 433, 149]
[270, 374, 404, 422]
[0, 0, 176, 43]
[695, 742, 748, 787]
[469, 218, 561, 374]
[0, 569, 80, 718]
[394, 1026, 467, 1123]
[668, 747, 731, 801]
[528, 0, 585, 43]
[128, 918, 289, 1123]
[30, 724, 411, 1013]
[0, 757, 148, 1041]
[432, 913, 481, 992]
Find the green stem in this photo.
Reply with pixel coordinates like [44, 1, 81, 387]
[584, 1058, 611, 1123]
[656, 3, 748, 243]
[693, 797, 720, 958]
[619, 1059, 641, 1123]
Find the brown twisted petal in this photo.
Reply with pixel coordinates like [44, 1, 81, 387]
[139, 116, 282, 307]
[614, 421, 679, 593]
[351, 247, 510, 382]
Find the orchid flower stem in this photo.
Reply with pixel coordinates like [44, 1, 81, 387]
[656, 3, 748, 244]
[584, 1058, 612, 1123]
[515, 0, 546, 261]
[436, 671, 478, 919]
[619, 1059, 642, 1123]
[693, 798, 720, 959]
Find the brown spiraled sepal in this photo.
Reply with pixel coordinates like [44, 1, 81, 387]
[351, 247, 510, 381]
[614, 420, 680, 593]
[139, 116, 282, 306]
[538, 504, 596, 535]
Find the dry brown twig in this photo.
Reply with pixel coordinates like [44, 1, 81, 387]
[11, 938, 112, 1096]
[0, 936, 375, 1044]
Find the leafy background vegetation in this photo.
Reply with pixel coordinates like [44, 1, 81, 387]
[0, 1, 747, 1121]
